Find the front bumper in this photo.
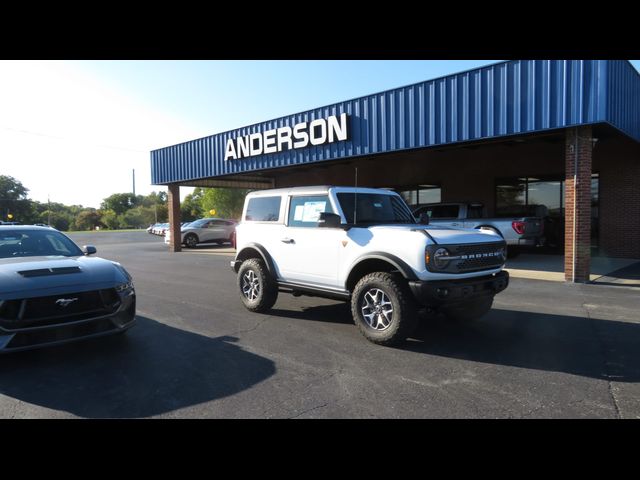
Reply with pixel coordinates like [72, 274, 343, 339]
[0, 290, 136, 353]
[408, 271, 509, 307]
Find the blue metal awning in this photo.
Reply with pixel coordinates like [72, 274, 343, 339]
[151, 60, 640, 185]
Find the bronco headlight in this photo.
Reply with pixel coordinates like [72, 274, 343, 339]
[433, 248, 452, 269]
[425, 246, 453, 271]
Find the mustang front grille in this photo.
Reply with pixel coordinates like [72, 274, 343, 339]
[0, 288, 121, 329]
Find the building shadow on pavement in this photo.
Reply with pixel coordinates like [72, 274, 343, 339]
[0, 317, 275, 418]
[404, 308, 640, 383]
[271, 302, 640, 383]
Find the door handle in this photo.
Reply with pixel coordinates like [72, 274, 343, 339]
[281, 238, 295, 244]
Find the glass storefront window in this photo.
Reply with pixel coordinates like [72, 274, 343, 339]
[399, 190, 418, 206]
[528, 180, 562, 217]
[419, 186, 441, 204]
[398, 185, 441, 208]
[496, 180, 526, 216]
[495, 174, 599, 248]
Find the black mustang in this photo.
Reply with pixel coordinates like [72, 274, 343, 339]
[0, 226, 136, 353]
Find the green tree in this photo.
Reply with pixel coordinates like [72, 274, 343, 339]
[137, 206, 158, 226]
[75, 209, 101, 230]
[100, 209, 120, 230]
[100, 192, 139, 216]
[200, 188, 249, 220]
[154, 204, 168, 223]
[118, 207, 147, 229]
[181, 187, 204, 221]
[141, 191, 168, 208]
[39, 210, 71, 231]
[0, 175, 32, 223]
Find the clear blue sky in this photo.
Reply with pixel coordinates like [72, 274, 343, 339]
[1, 60, 639, 208]
[79, 60, 503, 139]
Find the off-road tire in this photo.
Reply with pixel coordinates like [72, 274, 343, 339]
[350, 272, 418, 346]
[442, 296, 493, 322]
[237, 258, 278, 313]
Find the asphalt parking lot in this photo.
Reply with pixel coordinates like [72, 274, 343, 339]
[1, 230, 639, 418]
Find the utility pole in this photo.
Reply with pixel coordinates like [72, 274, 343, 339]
[48, 195, 51, 226]
[132, 169, 136, 197]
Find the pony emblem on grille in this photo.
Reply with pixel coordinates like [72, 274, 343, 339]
[55, 298, 78, 308]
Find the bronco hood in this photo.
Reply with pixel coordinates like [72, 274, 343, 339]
[419, 226, 503, 245]
[0, 256, 128, 298]
[368, 224, 503, 245]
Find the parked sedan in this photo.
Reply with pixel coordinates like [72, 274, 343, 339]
[0, 225, 136, 353]
[164, 218, 236, 248]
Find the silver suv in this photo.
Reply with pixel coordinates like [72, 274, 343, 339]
[166, 218, 236, 248]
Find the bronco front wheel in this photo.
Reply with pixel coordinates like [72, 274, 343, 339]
[350, 272, 417, 346]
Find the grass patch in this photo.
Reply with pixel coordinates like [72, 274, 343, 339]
[65, 229, 146, 233]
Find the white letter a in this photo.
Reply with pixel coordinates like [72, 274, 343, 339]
[224, 139, 237, 161]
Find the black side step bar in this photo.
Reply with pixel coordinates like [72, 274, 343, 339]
[277, 281, 350, 301]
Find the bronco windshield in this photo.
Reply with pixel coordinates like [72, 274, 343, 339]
[0, 229, 84, 259]
[337, 193, 416, 225]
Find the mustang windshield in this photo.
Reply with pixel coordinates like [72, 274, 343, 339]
[0, 230, 84, 259]
[337, 193, 416, 225]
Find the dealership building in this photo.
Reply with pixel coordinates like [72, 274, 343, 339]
[151, 60, 640, 283]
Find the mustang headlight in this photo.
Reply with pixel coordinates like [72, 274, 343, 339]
[115, 281, 135, 293]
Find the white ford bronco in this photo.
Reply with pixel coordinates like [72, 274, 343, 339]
[231, 186, 509, 345]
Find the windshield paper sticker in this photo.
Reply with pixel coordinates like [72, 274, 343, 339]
[302, 201, 326, 222]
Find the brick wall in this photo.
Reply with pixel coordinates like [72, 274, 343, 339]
[167, 184, 182, 252]
[595, 135, 640, 258]
[564, 126, 592, 282]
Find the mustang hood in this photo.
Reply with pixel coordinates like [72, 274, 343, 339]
[0, 256, 128, 298]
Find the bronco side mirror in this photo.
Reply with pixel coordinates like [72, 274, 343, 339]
[318, 212, 342, 228]
[82, 245, 97, 255]
[418, 212, 430, 225]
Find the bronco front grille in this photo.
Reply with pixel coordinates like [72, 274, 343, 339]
[427, 242, 506, 274]
[450, 243, 506, 272]
[0, 288, 121, 329]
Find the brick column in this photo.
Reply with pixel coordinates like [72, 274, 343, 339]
[167, 184, 182, 252]
[564, 126, 592, 282]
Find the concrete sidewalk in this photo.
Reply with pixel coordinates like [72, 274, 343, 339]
[506, 254, 640, 286]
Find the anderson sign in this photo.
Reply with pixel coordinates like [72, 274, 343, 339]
[224, 113, 349, 161]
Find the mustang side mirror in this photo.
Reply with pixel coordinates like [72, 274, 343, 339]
[418, 212, 430, 225]
[318, 212, 342, 228]
[83, 245, 97, 255]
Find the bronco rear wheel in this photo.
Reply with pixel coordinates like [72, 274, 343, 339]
[238, 258, 278, 313]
